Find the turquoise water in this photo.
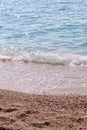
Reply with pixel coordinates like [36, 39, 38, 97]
[0, 0, 87, 66]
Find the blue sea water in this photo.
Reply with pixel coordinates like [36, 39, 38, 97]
[0, 0, 87, 66]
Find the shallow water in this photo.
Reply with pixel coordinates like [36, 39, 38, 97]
[0, 0, 87, 67]
[0, 62, 87, 95]
[0, 0, 87, 94]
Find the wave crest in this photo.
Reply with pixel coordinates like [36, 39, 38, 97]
[0, 52, 87, 67]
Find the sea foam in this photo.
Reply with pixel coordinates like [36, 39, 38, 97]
[0, 52, 87, 67]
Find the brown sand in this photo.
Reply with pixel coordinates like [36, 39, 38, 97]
[0, 89, 87, 130]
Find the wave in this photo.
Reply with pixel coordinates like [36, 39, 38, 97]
[0, 52, 87, 67]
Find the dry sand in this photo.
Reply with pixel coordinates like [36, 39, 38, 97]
[0, 89, 87, 130]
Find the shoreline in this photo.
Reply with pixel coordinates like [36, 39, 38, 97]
[0, 62, 87, 95]
[0, 89, 87, 130]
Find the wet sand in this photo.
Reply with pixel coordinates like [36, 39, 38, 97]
[0, 89, 87, 130]
[0, 62, 87, 95]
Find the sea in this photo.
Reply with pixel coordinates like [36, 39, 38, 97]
[0, 0, 87, 95]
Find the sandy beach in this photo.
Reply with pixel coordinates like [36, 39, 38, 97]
[0, 62, 87, 130]
[0, 89, 87, 130]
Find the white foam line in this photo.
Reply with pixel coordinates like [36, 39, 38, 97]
[0, 52, 87, 67]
